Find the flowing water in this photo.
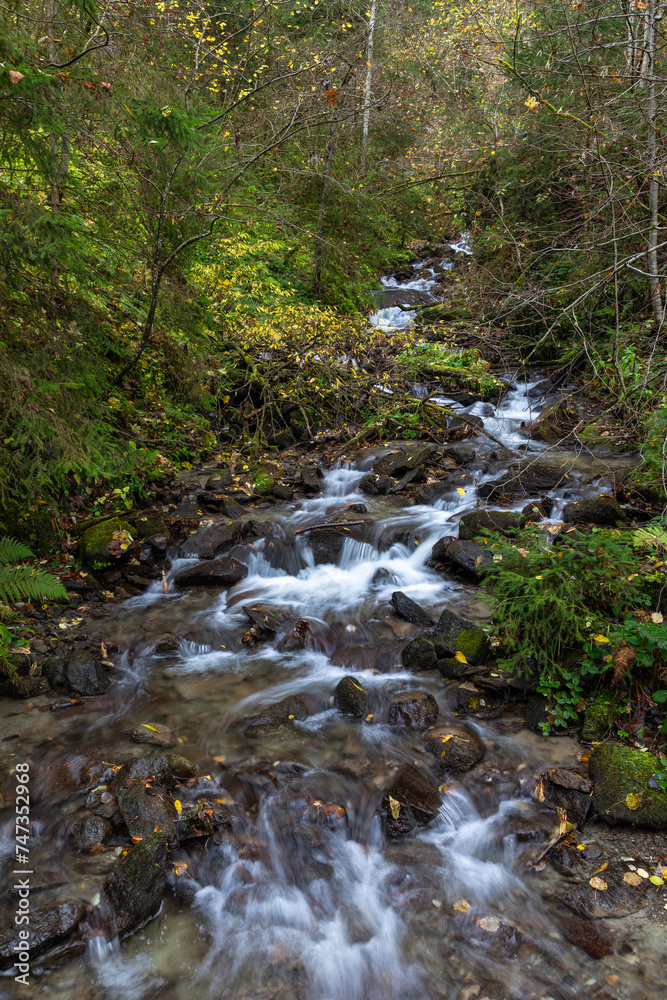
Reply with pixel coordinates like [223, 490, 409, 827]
[1, 266, 661, 1000]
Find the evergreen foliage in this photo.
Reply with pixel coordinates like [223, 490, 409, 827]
[0, 536, 68, 604]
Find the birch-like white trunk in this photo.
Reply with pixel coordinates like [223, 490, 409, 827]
[360, 0, 378, 173]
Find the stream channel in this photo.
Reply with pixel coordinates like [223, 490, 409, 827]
[1, 255, 665, 1000]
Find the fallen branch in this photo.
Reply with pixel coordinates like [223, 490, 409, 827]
[294, 520, 365, 536]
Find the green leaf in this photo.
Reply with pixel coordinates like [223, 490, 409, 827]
[652, 690, 667, 704]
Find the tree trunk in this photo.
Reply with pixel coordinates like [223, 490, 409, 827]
[360, 0, 378, 174]
[313, 120, 337, 296]
[645, 0, 663, 327]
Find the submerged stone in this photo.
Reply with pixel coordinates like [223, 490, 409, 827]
[333, 676, 369, 717]
[381, 763, 441, 838]
[100, 832, 168, 938]
[387, 690, 438, 728]
[423, 725, 485, 772]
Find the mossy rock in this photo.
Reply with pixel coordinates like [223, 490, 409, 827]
[132, 511, 168, 539]
[589, 743, 667, 830]
[452, 627, 488, 666]
[458, 509, 525, 541]
[250, 463, 276, 497]
[582, 702, 616, 742]
[80, 518, 134, 568]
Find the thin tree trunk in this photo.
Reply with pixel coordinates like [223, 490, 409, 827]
[360, 0, 377, 174]
[313, 120, 337, 296]
[645, 0, 663, 327]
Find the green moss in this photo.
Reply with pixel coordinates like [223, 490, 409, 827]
[590, 743, 667, 830]
[452, 627, 488, 666]
[80, 518, 134, 568]
[582, 702, 615, 742]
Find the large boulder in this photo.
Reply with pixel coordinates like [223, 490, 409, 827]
[589, 743, 667, 829]
[526, 398, 577, 443]
[559, 859, 649, 918]
[478, 462, 569, 502]
[430, 537, 492, 578]
[381, 764, 441, 838]
[370, 443, 431, 477]
[309, 527, 347, 564]
[387, 690, 439, 728]
[458, 509, 525, 540]
[562, 495, 625, 526]
[180, 521, 248, 559]
[423, 725, 486, 772]
[173, 557, 247, 588]
[359, 474, 394, 496]
[115, 777, 179, 844]
[80, 518, 134, 568]
[401, 636, 438, 673]
[100, 832, 169, 938]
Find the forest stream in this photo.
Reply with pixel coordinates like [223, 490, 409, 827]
[1, 261, 665, 1000]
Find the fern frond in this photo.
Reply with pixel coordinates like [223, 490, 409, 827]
[0, 566, 68, 604]
[0, 537, 33, 565]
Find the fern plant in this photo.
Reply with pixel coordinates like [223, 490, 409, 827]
[0, 537, 68, 604]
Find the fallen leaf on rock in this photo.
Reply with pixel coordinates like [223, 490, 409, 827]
[636, 868, 649, 878]
[625, 792, 642, 810]
[589, 877, 607, 891]
[649, 875, 664, 886]
[623, 872, 643, 886]
[453, 898, 471, 912]
[454, 651, 468, 663]
[389, 795, 400, 820]
[591, 860, 609, 876]
[477, 916, 500, 932]
[456, 488, 466, 495]
[174, 800, 182, 815]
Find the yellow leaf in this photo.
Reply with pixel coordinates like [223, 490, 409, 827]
[174, 800, 182, 815]
[593, 634, 610, 643]
[623, 871, 644, 886]
[589, 877, 607, 890]
[649, 875, 664, 886]
[454, 651, 468, 663]
[453, 898, 471, 912]
[478, 916, 500, 932]
[524, 95, 539, 110]
[535, 574, 543, 580]
[651, 612, 663, 624]
[389, 795, 400, 820]
[140, 724, 160, 732]
[625, 792, 642, 811]
[592, 860, 609, 876]
[456, 487, 465, 495]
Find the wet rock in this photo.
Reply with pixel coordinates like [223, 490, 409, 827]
[66, 647, 110, 696]
[423, 725, 485, 771]
[582, 702, 615, 742]
[42, 655, 67, 691]
[372, 445, 431, 477]
[478, 461, 569, 502]
[559, 859, 649, 918]
[432, 608, 488, 665]
[382, 763, 441, 838]
[589, 743, 667, 829]
[333, 676, 369, 717]
[430, 536, 492, 578]
[541, 768, 592, 826]
[243, 604, 294, 634]
[250, 464, 275, 496]
[244, 693, 320, 737]
[80, 517, 134, 568]
[390, 591, 434, 627]
[436, 656, 467, 680]
[522, 497, 554, 520]
[526, 398, 577, 443]
[100, 832, 168, 937]
[442, 443, 477, 464]
[0, 900, 86, 971]
[555, 911, 614, 959]
[180, 521, 248, 559]
[309, 527, 346, 564]
[166, 754, 197, 780]
[115, 777, 179, 843]
[458, 509, 525, 540]
[272, 483, 294, 502]
[359, 473, 394, 496]
[132, 511, 169, 539]
[562, 495, 625, 526]
[401, 636, 438, 672]
[71, 811, 112, 850]
[387, 690, 439, 728]
[132, 722, 177, 747]
[276, 618, 312, 652]
[205, 469, 233, 491]
[33, 755, 107, 806]
[173, 556, 248, 588]
[153, 633, 181, 653]
[300, 467, 321, 494]
[116, 753, 173, 785]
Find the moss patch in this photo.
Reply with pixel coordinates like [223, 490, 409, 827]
[590, 743, 667, 830]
